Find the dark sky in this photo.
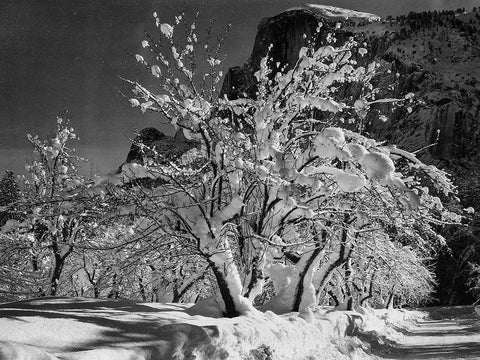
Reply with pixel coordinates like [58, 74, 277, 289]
[1, 0, 479, 175]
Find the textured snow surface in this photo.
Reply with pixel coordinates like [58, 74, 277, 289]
[0, 297, 424, 360]
[304, 4, 381, 22]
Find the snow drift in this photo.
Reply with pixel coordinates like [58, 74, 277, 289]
[0, 297, 425, 360]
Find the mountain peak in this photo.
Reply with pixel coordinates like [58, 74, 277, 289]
[125, 128, 199, 165]
[301, 4, 380, 23]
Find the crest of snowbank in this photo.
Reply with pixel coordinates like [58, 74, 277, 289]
[0, 342, 58, 360]
[0, 297, 428, 360]
[0, 310, 371, 360]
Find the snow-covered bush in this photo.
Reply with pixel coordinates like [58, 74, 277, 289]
[122, 14, 460, 317]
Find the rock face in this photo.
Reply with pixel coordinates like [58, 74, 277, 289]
[220, 5, 480, 305]
[221, 5, 480, 190]
[125, 127, 199, 165]
[221, 5, 480, 171]
[221, 5, 376, 99]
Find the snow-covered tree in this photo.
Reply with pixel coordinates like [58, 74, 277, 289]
[70, 215, 207, 301]
[0, 118, 102, 297]
[341, 236, 436, 309]
[119, 14, 460, 316]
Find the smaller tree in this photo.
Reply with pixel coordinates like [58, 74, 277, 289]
[0, 170, 21, 226]
[1, 118, 103, 298]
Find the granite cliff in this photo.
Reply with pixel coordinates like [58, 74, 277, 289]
[125, 128, 199, 165]
[221, 5, 480, 179]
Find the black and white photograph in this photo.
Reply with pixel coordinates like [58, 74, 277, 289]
[1, 0, 480, 359]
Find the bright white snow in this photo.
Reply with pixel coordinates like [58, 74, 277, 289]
[304, 4, 381, 23]
[0, 297, 428, 360]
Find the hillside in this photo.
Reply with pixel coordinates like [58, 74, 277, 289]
[353, 10, 480, 171]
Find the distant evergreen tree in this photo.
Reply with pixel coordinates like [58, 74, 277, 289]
[0, 170, 21, 226]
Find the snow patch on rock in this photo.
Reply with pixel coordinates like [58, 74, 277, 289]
[304, 4, 381, 23]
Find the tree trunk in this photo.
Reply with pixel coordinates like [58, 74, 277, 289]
[386, 285, 396, 309]
[328, 290, 340, 306]
[359, 272, 376, 306]
[93, 285, 100, 298]
[49, 242, 73, 296]
[31, 254, 39, 272]
[292, 244, 323, 312]
[172, 287, 180, 303]
[107, 274, 120, 299]
[386, 293, 395, 309]
[172, 270, 206, 303]
[70, 275, 79, 297]
[207, 259, 240, 317]
[198, 225, 250, 316]
[50, 254, 65, 296]
[49, 224, 75, 296]
[243, 252, 266, 301]
[344, 258, 355, 310]
[139, 277, 147, 301]
[315, 228, 352, 300]
[265, 227, 328, 314]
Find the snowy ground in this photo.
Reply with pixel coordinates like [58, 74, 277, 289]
[1, 297, 476, 360]
[383, 306, 480, 359]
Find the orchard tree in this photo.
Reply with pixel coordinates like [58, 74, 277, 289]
[0, 230, 50, 301]
[340, 235, 437, 309]
[116, 14, 460, 317]
[1, 118, 104, 297]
